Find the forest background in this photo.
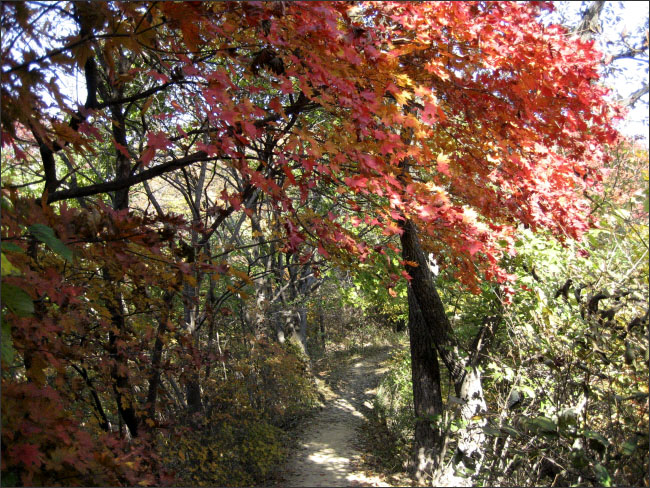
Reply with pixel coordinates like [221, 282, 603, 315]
[1, 1, 648, 487]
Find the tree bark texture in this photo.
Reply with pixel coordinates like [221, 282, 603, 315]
[574, 1, 605, 42]
[400, 219, 489, 486]
[407, 287, 444, 484]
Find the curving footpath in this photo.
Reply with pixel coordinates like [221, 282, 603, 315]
[282, 348, 393, 487]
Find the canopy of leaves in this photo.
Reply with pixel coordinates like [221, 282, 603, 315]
[1, 2, 624, 486]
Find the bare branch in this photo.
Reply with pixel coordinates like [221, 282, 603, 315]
[621, 82, 649, 107]
[47, 151, 213, 203]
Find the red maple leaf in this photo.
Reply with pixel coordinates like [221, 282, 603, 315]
[10, 443, 42, 469]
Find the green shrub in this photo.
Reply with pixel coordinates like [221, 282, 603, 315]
[374, 348, 414, 460]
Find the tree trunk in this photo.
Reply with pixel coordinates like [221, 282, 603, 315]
[183, 278, 203, 414]
[185, 375, 203, 416]
[275, 306, 286, 344]
[574, 1, 605, 42]
[399, 221, 465, 382]
[97, 52, 141, 438]
[107, 302, 139, 438]
[400, 218, 489, 486]
[146, 291, 175, 421]
[282, 309, 307, 355]
[434, 367, 487, 486]
[407, 288, 445, 484]
[298, 306, 308, 352]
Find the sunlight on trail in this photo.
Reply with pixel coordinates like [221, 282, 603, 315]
[282, 351, 392, 487]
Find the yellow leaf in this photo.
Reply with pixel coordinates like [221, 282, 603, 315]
[394, 90, 412, 106]
[72, 42, 93, 69]
[396, 73, 413, 87]
[1, 253, 21, 276]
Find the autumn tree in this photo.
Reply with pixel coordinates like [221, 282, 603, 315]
[2, 1, 618, 486]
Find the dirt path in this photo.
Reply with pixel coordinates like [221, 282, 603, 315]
[282, 347, 393, 487]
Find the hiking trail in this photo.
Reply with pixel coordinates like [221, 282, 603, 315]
[282, 347, 394, 487]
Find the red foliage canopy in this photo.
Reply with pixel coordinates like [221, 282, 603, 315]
[2, 2, 618, 285]
[1, 1, 618, 485]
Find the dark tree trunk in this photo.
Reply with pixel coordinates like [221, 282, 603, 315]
[107, 306, 139, 438]
[146, 292, 174, 421]
[101, 52, 140, 438]
[183, 292, 203, 415]
[407, 287, 445, 484]
[399, 222, 465, 382]
[185, 376, 203, 416]
[105, 181, 139, 437]
[182, 223, 203, 415]
[400, 218, 489, 486]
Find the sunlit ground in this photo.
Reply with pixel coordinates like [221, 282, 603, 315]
[283, 355, 391, 487]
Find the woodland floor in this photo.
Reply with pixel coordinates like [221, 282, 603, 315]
[280, 345, 404, 487]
